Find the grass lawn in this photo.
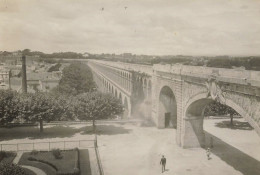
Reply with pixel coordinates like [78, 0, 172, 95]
[19, 150, 78, 175]
[23, 168, 36, 175]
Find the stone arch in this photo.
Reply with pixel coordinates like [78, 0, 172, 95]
[148, 80, 152, 97]
[143, 78, 147, 87]
[123, 97, 129, 118]
[158, 86, 177, 129]
[182, 92, 256, 148]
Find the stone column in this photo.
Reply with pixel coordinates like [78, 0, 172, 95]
[182, 116, 205, 148]
[157, 101, 165, 129]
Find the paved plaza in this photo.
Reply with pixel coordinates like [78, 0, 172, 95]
[0, 119, 259, 175]
[98, 119, 260, 175]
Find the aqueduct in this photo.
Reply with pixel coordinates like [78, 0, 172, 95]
[88, 59, 260, 148]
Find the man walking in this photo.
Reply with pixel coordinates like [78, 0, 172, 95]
[160, 155, 166, 173]
[206, 148, 211, 160]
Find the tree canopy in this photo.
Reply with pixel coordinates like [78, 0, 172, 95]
[56, 62, 96, 96]
[73, 92, 124, 121]
[204, 101, 239, 116]
[0, 90, 21, 125]
[0, 89, 123, 132]
[18, 92, 67, 132]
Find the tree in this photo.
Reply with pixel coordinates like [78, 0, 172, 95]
[73, 92, 124, 131]
[18, 93, 66, 132]
[22, 49, 31, 55]
[56, 62, 96, 96]
[0, 90, 21, 125]
[204, 101, 239, 126]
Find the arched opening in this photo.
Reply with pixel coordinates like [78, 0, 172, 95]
[183, 94, 256, 149]
[119, 93, 122, 101]
[148, 80, 152, 98]
[123, 97, 129, 118]
[183, 95, 260, 174]
[143, 79, 147, 98]
[115, 89, 118, 98]
[112, 86, 114, 95]
[158, 86, 177, 129]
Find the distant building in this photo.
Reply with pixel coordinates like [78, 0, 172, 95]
[0, 69, 9, 81]
[26, 72, 61, 93]
[0, 69, 10, 90]
[40, 79, 60, 92]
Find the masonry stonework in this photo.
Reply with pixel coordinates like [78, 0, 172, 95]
[88, 60, 260, 148]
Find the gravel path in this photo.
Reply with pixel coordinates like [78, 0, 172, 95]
[13, 151, 23, 164]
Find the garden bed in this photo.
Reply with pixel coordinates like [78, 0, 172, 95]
[0, 151, 17, 164]
[23, 168, 36, 175]
[19, 149, 80, 175]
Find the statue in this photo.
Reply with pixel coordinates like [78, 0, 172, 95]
[206, 76, 226, 105]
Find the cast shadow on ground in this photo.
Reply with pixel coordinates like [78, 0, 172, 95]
[204, 131, 260, 175]
[214, 120, 253, 130]
[0, 124, 132, 141]
[83, 125, 132, 135]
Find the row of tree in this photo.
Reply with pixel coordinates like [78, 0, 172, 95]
[0, 61, 124, 132]
[0, 90, 123, 132]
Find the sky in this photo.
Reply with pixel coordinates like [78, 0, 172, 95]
[0, 0, 260, 56]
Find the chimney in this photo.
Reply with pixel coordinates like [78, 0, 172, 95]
[21, 55, 27, 93]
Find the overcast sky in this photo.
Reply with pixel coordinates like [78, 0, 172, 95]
[1, 0, 260, 56]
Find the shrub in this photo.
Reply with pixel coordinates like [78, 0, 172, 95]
[0, 151, 7, 161]
[30, 150, 39, 155]
[0, 163, 26, 175]
[27, 157, 37, 161]
[0, 151, 17, 163]
[52, 148, 62, 159]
